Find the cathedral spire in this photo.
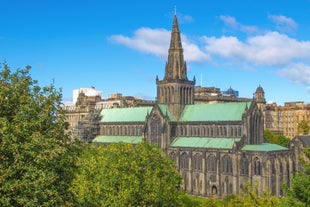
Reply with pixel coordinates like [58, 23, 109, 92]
[164, 15, 187, 81]
[156, 14, 195, 121]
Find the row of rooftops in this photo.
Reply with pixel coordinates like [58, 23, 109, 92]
[93, 136, 288, 152]
[99, 102, 252, 123]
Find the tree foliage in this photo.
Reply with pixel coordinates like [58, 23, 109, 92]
[0, 63, 81, 206]
[70, 142, 184, 207]
[224, 184, 281, 207]
[283, 148, 310, 207]
[264, 129, 290, 147]
[200, 184, 282, 207]
[298, 120, 310, 135]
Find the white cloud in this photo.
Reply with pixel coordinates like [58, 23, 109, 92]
[278, 63, 310, 85]
[268, 14, 298, 33]
[109, 15, 310, 89]
[109, 27, 210, 63]
[203, 32, 310, 66]
[219, 15, 259, 34]
[109, 28, 170, 58]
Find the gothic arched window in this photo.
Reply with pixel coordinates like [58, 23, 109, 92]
[193, 153, 202, 171]
[222, 155, 233, 174]
[180, 152, 189, 169]
[254, 157, 261, 175]
[150, 115, 162, 147]
[169, 152, 177, 163]
[207, 155, 216, 172]
[241, 156, 249, 175]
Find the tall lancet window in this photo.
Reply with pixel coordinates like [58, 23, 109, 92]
[150, 114, 162, 147]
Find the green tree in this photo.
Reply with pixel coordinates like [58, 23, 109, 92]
[223, 183, 282, 207]
[283, 148, 310, 207]
[264, 129, 276, 143]
[264, 129, 290, 147]
[0, 63, 81, 206]
[298, 120, 310, 135]
[70, 142, 184, 207]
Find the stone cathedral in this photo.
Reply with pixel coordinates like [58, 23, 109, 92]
[93, 15, 296, 198]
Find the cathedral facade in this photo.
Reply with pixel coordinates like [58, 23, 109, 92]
[92, 15, 295, 198]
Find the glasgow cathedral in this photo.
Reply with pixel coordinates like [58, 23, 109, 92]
[65, 15, 307, 198]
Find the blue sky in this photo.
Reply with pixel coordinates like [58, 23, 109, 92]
[1, 0, 310, 105]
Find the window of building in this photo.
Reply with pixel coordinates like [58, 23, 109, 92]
[207, 154, 217, 172]
[150, 115, 162, 147]
[241, 156, 249, 175]
[180, 152, 189, 169]
[193, 153, 202, 171]
[169, 152, 177, 163]
[254, 157, 261, 175]
[222, 155, 233, 174]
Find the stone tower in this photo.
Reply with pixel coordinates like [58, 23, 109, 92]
[254, 85, 266, 112]
[255, 85, 266, 104]
[156, 15, 195, 120]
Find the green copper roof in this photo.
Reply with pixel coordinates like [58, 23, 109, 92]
[241, 143, 288, 152]
[100, 106, 153, 122]
[170, 137, 241, 149]
[93, 136, 143, 144]
[158, 104, 175, 121]
[179, 102, 251, 122]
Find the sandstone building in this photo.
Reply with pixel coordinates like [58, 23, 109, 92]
[263, 101, 310, 139]
[90, 15, 296, 198]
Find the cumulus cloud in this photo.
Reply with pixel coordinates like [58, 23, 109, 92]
[203, 32, 310, 66]
[278, 63, 310, 85]
[109, 28, 170, 58]
[109, 27, 210, 63]
[219, 15, 259, 34]
[268, 14, 298, 33]
[109, 14, 310, 89]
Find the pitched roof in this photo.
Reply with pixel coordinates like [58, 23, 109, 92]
[93, 136, 143, 144]
[241, 143, 288, 152]
[158, 104, 175, 121]
[179, 102, 251, 122]
[295, 135, 310, 147]
[170, 137, 241, 149]
[100, 106, 153, 122]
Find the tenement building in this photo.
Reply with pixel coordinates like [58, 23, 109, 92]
[263, 101, 310, 139]
[91, 15, 296, 198]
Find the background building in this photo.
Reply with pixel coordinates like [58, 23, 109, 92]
[263, 102, 310, 139]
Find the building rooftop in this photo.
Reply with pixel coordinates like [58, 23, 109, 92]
[100, 106, 153, 122]
[241, 143, 288, 152]
[93, 136, 142, 144]
[179, 102, 251, 122]
[170, 137, 241, 149]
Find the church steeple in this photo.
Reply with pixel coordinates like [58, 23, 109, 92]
[156, 15, 195, 121]
[164, 15, 187, 81]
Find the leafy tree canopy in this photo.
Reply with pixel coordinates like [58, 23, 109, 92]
[0, 63, 81, 206]
[283, 148, 310, 207]
[264, 129, 290, 147]
[200, 183, 282, 207]
[70, 142, 184, 207]
[298, 120, 310, 135]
